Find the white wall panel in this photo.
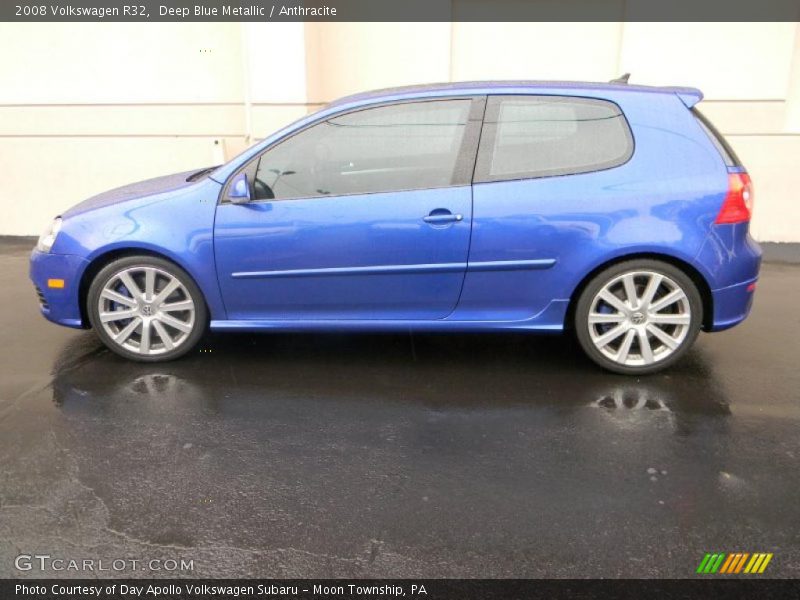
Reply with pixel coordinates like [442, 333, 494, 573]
[452, 22, 623, 82]
[699, 102, 786, 135]
[0, 105, 245, 136]
[0, 22, 798, 241]
[733, 136, 800, 243]
[304, 23, 451, 101]
[1, 137, 237, 236]
[0, 23, 244, 104]
[243, 23, 308, 104]
[619, 23, 796, 100]
[784, 25, 800, 132]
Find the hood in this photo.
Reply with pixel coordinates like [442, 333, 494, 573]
[62, 168, 209, 218]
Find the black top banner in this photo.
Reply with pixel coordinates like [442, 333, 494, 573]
[3, 0, 800, 22]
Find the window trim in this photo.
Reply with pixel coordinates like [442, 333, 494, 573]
[473, 94, 635, 184]
[220, 96, 486, 205]
[691, 107, 742, 168]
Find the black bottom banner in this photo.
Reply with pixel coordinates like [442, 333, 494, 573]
[4, 579, 800, 600]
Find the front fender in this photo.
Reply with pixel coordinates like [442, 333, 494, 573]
[52, 178, 226, 321]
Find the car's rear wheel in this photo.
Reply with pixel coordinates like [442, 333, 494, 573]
[87, 256, 207, 362]
[574, 260, 703, 375]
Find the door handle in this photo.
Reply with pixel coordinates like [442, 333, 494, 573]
[423, 212, 463, 224]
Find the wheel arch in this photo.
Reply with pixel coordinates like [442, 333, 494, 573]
[78, 247, 208, 328]
[565, 252, 714, 332]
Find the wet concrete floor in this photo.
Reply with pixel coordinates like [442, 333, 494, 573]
[1, 239, 798, 578]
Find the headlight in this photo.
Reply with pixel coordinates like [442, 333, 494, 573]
[36, 217, 62, 253]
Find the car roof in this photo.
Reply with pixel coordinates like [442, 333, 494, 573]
[328, 80, 703, 108]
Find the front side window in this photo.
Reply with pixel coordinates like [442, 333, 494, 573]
[250, 99, 472, 201]
[474, 95, 633, 182]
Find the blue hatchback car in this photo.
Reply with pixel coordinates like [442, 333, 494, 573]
[30, 80, 761, 374]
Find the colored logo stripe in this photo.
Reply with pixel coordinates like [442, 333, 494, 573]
[697, 553, 726, 573]
[720, 553, 746, 573]
[698, 552, 773, 574]
[696, 554, 712, 573]
[745, 553, 773, 573]
[719, 554, 736, 573]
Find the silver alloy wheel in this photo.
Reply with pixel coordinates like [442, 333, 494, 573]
[587, 270, 691, 367]
[97, 266, 196, 356]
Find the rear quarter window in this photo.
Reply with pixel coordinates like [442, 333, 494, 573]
[474, 95, 634, 182]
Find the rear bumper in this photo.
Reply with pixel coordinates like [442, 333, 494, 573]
[697, 227, 761, 332]
[710, 277, 758, 331]
[29, 250, 89, 328]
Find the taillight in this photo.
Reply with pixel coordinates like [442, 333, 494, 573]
[715, 172, 753, 224]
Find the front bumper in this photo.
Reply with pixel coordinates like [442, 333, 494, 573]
[29, 249, 89, 328]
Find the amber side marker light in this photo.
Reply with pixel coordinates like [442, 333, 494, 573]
[47, 278, 65, 289]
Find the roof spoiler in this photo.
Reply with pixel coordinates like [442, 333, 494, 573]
[608, 73, 703, 108]
[676, 89, 703, 108]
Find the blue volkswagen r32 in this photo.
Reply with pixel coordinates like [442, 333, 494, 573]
[30, 80, 761, 374]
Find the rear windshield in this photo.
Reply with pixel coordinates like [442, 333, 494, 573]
[692, 107, 742, 168]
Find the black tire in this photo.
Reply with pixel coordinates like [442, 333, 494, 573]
[87, 256, 208, 362]
[574, 259, 703, 375]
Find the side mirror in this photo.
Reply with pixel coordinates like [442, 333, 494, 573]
[228, 172, 251, 204]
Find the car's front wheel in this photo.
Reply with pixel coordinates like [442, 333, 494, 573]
[574, 260, 703, 375]
[87, 256, 207, 361]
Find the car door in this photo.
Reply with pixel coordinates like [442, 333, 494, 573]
[458, 94, 635, 321]
[214, 97, 484, 321]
